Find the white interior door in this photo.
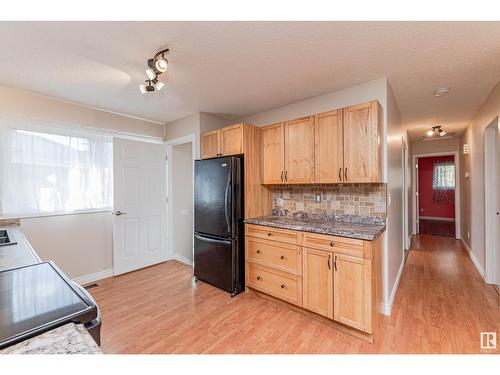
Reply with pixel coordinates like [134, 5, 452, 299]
[113, 138, 167, 275]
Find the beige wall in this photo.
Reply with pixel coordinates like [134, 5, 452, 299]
[460, 81, 500, 274]
[172, 142, 194, 263]
[165, 112, 231, 159]
[236, 77, 401, 312]
[0, 86, 165, 280]
[385, 83, 406, 310]
[0, 86, 164, 138]
[20, 212, 113, 279]
[411, 138, 460, 155]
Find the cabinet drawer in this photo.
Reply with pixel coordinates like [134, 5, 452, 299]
[245, 224, 298, 245]
[246, 263, 302, 306]
[302, 232, 364, 258]
[246, 237, 301, 275]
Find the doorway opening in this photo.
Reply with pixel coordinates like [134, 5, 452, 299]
[413, 152, 460, 238]
[167, 135, 195, 267]
[485, 117, 500, 285]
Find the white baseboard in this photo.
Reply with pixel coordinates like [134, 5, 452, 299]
[73, 268, 114, 286]
[174, 253, 194, 267]
[461, 239, 485, 280]
[379, 258, 405, 316]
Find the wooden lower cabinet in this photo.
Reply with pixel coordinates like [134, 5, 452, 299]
[333, 253, 371, 333]
[245, 224, 380, 338]
[246, 262, 302, 306]
[302, 248, 333, 319]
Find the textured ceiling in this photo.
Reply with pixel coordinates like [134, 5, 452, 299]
[0, 22, 500, 139]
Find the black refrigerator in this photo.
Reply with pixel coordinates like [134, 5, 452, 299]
[194, 156, 244, 297]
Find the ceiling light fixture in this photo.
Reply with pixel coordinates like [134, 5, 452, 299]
[427, 125, 446, 137]
[140, 48, 170, 94]
[433, 87, 451, 97]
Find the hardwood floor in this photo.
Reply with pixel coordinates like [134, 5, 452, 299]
[419, 219, 455, 237]
[89, 235, 500, 354]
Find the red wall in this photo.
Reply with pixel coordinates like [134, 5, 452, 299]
[418, 155, 455, 219]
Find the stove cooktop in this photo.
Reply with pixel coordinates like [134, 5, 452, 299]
[0, 262, 97, 349]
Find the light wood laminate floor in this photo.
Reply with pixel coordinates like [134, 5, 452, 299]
[89, 235, 500, 354]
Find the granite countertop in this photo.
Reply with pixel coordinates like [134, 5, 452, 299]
[0, 323, 102, 354]
[244, 212, 386, 241]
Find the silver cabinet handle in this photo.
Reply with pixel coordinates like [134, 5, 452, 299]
[114, 210, 127, 216]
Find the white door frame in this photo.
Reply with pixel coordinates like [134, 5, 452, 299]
[402, 139, 409, 250]
[485, 118, 500, 284]
[412, 151, 461, 239]
[165, 134, 196, 266]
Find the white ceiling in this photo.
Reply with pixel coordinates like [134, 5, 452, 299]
[1, 22, 500, 139]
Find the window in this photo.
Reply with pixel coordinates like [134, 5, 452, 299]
[432, 160, 455, 190]
[1, 128, 113, 216]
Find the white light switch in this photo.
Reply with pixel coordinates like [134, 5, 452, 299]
[277, 198, 284, 206]
[180, 209, 189, 216]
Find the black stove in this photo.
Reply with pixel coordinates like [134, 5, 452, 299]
[0, 262, 101, 349]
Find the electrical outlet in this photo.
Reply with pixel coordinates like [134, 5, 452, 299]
[277, 198, 284, 206]
[315, 193, 321, 203]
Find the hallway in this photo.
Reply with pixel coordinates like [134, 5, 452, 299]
[89, 235, 500, 354]
[377, 234, 500, 353]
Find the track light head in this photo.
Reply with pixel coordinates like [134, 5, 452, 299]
[145, 68, 156, 80]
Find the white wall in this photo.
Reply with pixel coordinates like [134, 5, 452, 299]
[460, 80, 500, 276]
[384, 83, 406, 313]
[0, 86, 165, 280]
[172, 142, 194, 264]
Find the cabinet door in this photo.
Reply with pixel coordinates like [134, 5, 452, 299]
[220, 124, 243, 156]
[314, 110, 343, 183]
[333, 253, 368, 332]
[303, 248, 333, 318]
[343, 101, 381, 182]
[261, 123, 285, 184]
[201, 130, 220, 159]
[284, 116, 315, 183]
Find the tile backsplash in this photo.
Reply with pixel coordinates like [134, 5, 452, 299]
[272, 184, 387, 218]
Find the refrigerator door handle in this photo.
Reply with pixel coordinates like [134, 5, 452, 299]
[224, 172, 231, 234]
[194, 234, 231, 245]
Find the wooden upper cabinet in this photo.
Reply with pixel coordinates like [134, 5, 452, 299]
[333, 253, 369, 332]
[261, 123, 285, 184]
[303, 248, 333, 319]
[201, 130, 220, 159]
[220, 124, 243, 156]
[314, 110, 343, 183]
[284, 116, 315, 183]
[201, 124, 244, 159]
[342, 101, 381, 183]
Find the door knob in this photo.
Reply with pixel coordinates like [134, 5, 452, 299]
[114, 210, 127, 216]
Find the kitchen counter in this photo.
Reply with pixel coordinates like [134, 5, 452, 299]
[0, 227, 40, 272]
[0, 323, 102, 354]
[0, 226, 101, 354]
[244, 213, 386, 241]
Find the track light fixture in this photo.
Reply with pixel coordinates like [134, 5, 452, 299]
[140, 48, 169, 94]
[427, 125, 446, 137]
